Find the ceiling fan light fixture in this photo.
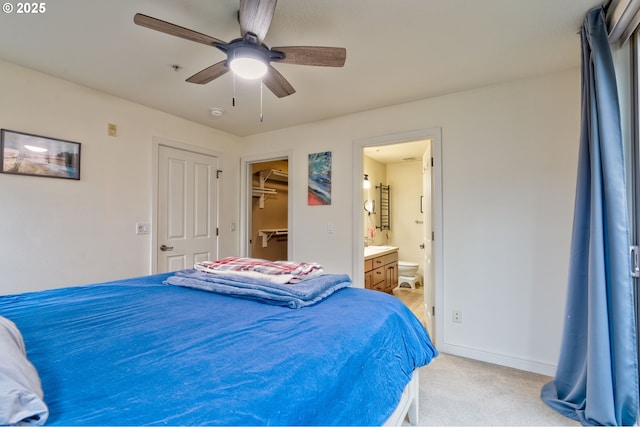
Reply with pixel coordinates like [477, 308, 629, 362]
[229, 46, 268, 80]
[134, 2, 346, 100]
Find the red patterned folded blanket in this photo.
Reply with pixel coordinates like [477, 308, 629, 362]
[195, 257, 324, 284]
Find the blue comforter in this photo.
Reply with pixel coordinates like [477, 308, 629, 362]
[0, 273, 437, 425]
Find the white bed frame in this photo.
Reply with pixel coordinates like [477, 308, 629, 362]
[383, 370, 419, 426]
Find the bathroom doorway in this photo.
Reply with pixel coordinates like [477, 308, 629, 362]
[241, 155, 291, 261]
[354, 129, 442, 344]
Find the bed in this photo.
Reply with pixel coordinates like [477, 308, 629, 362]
[0, 269, 437, 426]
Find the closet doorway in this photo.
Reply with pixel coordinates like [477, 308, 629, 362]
[243, 156, 290, 261]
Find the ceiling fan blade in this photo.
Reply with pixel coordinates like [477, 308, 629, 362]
[272, 46, 346, 67]
[263, 65, 295, 98]
[186, 61, 229, 84]
[239, 0, 277, 43]
[134, 13, 226, 47]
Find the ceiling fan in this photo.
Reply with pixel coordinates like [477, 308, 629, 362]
[134, 0, 347, 98]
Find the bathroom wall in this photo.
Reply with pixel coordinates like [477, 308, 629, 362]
[363, 155, 387, 245]
[387, 160, 424, 275]
[364, 154, 425, 276]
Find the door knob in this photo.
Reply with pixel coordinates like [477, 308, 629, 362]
[160, 244, 174, 252]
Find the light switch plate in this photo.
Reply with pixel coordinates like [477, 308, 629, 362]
[136, 222, 149, 235]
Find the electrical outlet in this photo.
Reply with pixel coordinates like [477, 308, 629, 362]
[452, 310, 462, 323]
[108, 123, 118, 137]
[327, 222, 334, 234]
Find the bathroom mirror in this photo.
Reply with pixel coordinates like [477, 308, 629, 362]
[364, 200, 375, 215]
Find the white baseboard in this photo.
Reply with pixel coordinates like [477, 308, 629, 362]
[440, 343, 558, 377]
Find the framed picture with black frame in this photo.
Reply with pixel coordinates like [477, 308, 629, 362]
[0, 129, 81, 180]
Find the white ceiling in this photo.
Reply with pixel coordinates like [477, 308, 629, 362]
[0, 0, 603, 137]
[364, 140, 429, 165]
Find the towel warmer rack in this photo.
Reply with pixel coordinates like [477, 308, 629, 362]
[376, 183, 390, 230]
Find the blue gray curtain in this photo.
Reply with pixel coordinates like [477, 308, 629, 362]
[541, 7, 638, 426]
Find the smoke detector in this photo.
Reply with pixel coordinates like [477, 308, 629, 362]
[209, 107, 223, 117]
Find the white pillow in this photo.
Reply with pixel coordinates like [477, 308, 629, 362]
[0, 316, 48, 425]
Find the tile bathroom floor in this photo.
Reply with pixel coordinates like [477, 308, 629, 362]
[392, 284, 425, 327]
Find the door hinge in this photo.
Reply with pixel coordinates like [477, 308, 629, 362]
[431, 231, 435, 241]
[431, 157, 434, 167]
[631, 245, 640, 278]
[216, 227, 219, 237]
[432, 306, 435, 316]
[216, 170, 222, 179]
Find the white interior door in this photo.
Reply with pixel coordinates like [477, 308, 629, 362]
[422, 141, 435, 339]
[157, 145, 218, 272]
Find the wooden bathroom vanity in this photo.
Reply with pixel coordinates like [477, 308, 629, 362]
[364, 246, 398, 293]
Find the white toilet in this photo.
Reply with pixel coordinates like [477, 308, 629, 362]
[397, 261, 421, 289]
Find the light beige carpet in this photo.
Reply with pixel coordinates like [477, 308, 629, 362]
[392, 287, 576, 425]
[411, 353, 579, 426]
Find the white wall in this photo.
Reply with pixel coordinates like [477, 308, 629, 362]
[243, 69, 580, 374]
[0, 56, 580, 374]
[0, 59, 242, 294]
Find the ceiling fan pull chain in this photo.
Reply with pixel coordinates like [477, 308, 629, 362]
[260, 83, 264, 122]
[232, 73, 236, 107]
